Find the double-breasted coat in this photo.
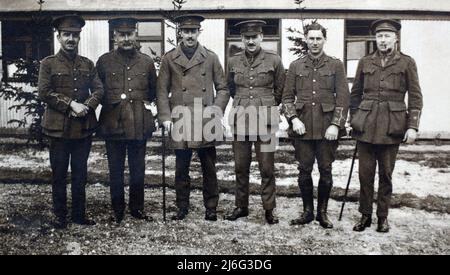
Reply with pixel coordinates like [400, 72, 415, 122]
[157, 43, 230, 149]
[96, 49, 157, 140]
[38, 50, 104, 139]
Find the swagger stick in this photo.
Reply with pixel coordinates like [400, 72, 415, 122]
[339, 144, 358, 221]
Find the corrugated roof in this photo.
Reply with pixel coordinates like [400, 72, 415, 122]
[1, 0, 449, 13]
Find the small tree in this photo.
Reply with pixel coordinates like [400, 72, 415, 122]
[0, 0, 50, 146]
[286, 0, 318, 57]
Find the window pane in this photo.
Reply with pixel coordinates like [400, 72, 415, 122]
[228, 41, 279, 57]
[347, 59, 359, 78]
[346, 20, 375, 36]
[139, 42, 162, 59]
[138, 22, 161, 37]
[347, 41, 366, 60]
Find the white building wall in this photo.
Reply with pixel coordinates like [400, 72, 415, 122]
[282, 19, 345, 68]
[401, 20, 450, 137]
[198, 19, 226, 67]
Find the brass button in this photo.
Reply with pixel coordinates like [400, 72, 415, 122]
[312, 102, 316, 106]
[250, 68, 254, 71]
[121, 94, 127, 100]
[314, 68, 317, 72]
[130, 100, 133, 103]
[250, 96, 254, 99]
[74, 78, 77, 81]
[313, 79, 316, 83]
[312, 91, 316, 95]
[250, 77, 254, 80]
[127, 67, 130, 70]
[249, 87, 253, 90]
[128, 78, 131, 81]
[202, 88, 206, 92]
[183, 88, 187, 92]
[129, 89, 132, 92]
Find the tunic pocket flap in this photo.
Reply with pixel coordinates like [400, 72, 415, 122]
[319, 70, 334, 76]
[260, 97, 276, 106]
[296, 69, 310, 77]
[362, 66, 376, 74]
[358, 100, 374, 111]
[388, 101, 407, 112]
[321, 103, 335, 112]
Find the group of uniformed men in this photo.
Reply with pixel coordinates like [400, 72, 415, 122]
[38, 13, 423, 233]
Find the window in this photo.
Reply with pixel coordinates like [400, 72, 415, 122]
[345, 19, 401, 80]
[109, 20, 164, 60]
[225, 19, 281, 66]
[1, 20, 53, 82]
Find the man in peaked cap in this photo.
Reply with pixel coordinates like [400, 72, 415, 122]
[96, 17, 158, 224]
[39, 14, 104, 229]
[157, 14, 230, 221]
[224, 20, 285, 224]
[350, 19, 423, 233]
[282, 22, 350, 229]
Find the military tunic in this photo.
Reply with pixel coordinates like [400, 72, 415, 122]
[282, 53, 350, 215]
[227, 48, 285, 211]
[38, 50, 104, 222]
[96, 49, 157, 140]
[39, 50, 104, 139]
[350, 50, 423, 218]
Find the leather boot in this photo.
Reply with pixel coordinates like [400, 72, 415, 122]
[205, 208, 217, 221]
[353, 214, 372, 232]
[225, 207, 249, 221]
[171, 208, 189, 221]
[265, 209, 279, 225]
[377, 217, 390, 233]
[316, 181, 334, 229]
[290, 180, 314, 225]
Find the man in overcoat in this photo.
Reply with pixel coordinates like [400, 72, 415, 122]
[350, 19, 423, 233]
[282, 22, 350, 229]
[224, 20, 285, 224]
[157, 14, 230, 221]
[96, 18, 158, 224]
[38, 14, 104, 228]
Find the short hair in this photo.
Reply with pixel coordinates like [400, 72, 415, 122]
[304, 22, 327, 39]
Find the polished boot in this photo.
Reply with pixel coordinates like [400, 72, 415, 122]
[353, 214, 372, 232]
[205, 208, 217, 221]
[52, 217, 67, 229]
[316, 182, 334, 229]
[290, 182, 314, 226]
[225, 207, 249, 221]
[377, 217, 390, 233]
[265, 209, 279, 225]
[171, 208, 189, 221]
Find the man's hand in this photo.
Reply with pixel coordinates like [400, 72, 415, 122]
[292, 118, 306, 136]
[70, 101, 89, 117]
[325, 125, 340, 141]
[403, 128, 418, 144]
[162, 121, 173, 132]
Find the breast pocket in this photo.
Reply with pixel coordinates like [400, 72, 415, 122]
[362, 66, 376, 88]
[77, 69, 91, 88]
[256, 66, 274, 87]
[385, 67, 406, 90]
[318, 70, 335, 91]
[295, 69, 310, 90]
[51, 71, 72, 88]
[131, 71, 149, 90]
[105, 71, 123, 89]
[233, 68, 246, 86]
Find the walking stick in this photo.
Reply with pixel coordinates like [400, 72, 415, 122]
[162, 126, 167, 222]
[339, 144, 358, 221]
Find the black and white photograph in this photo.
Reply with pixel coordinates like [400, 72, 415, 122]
[0, 0, 449, 259]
